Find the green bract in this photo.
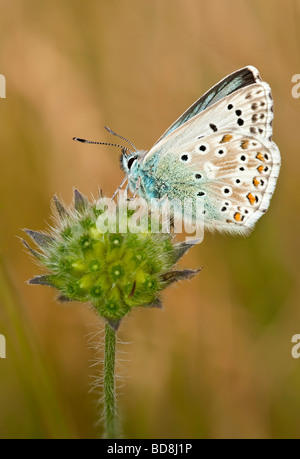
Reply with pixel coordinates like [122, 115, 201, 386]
[23, 190, 199, 329]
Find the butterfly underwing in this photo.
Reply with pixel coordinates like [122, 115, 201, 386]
[121, 66, 281, 234]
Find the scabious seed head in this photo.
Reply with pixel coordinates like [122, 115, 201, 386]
[23, 190, 199, 329]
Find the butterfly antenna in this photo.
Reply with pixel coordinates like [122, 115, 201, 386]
[105, 126, 138, 152]
[73, 137, 132, 154]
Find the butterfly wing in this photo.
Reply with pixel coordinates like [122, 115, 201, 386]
[151, 129, 280, 234]
[140, 77, 280, 234]
[154, 66, 262, 145]
[146, 80, 274, 161]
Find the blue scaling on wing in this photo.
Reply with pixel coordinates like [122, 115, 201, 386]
[155, 67, 261, 145]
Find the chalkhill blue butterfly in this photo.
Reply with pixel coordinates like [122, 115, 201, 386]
[74, 66, 281, 235]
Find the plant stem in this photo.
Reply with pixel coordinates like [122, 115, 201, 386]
[104, 322, 118, 438]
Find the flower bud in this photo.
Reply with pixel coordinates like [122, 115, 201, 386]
[23, 190, 200, 329]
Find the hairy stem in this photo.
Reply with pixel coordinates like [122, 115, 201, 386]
[103, 322, 118, 438]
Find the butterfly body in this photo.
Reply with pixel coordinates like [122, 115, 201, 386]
[120, 66, 281, 234]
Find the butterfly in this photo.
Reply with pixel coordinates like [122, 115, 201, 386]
[75, 66, 281, 235]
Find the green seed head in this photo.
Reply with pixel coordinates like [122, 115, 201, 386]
[23, 190, 200, 329]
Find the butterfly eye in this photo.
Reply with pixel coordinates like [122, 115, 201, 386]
[127, 156, 137, 170]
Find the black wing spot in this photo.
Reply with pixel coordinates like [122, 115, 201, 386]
[181, 154, 189, 162]
[209, 123, 218, 132]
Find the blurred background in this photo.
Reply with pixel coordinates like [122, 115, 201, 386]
[0, 0, 299, 439]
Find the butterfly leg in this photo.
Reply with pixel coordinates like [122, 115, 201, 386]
[111, 175, 128, 201]
[130, 177, 141, 200]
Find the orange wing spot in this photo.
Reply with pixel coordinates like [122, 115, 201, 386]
[257, 165, 264, 173]
[241, 140, 249, 150]
[253, 178, 260, 187]
[247, 193, 256, 205]
[234, 212, 242, 222]
[220, 134, 233, 144]
[256, 152, 264, 161]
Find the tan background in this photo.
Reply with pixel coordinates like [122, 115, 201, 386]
[0, 0, 299, 438]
